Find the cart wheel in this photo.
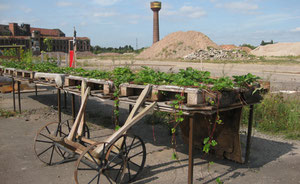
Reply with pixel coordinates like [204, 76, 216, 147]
[108, 134, 146, 183]
[75, 142, 126, 184]
[33, 120, 89, 165]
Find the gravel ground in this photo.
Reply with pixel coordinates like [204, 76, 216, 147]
[0, 88, 300, 184]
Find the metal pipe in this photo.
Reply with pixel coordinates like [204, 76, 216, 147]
[17, 81, 21, 113]
[64, 91, 67, 109]
[245, 105, 254, 163]
[12, 78, 16, 112]
[129, 104, 133, 113]
[57, 88, 61, 123]
[35, 84, 37, 96]
[71, 94, 75, 122]
[188, 116, 194, 184]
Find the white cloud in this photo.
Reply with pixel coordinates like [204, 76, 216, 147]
[179, 6, 206, 18]
[291, 27, 300, 32]
[0, 4, 10, 10]
[56, 1, 73, 7]
[93, 12, 116, 17]
[217, 1, 258, 13]
[93, 0, 120, 6]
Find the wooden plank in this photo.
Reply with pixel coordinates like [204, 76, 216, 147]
[67, 87, 90, 141]
[77, 80, 87, 136]
[125, 84, 151, 124]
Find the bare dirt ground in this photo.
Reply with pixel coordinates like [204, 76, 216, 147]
[1, 87, 300, 184]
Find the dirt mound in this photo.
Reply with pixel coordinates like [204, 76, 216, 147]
[240, 46, 252, 53]
[251, 42, 300, 56]
[137, 31, 219, 59]
[220, 44, 237, 50]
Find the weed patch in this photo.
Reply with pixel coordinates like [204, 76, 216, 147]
[242, 93, 300, 140]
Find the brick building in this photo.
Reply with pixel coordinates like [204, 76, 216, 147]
[0, 23, 90, 53]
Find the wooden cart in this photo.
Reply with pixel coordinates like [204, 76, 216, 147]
[34, 85, 156, 184]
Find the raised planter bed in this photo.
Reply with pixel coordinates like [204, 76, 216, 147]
[119, 83, 262, 107]
[0, 66, 4, 76]
[64, 75, 113, 98]
[34, 72, 66, 87]
[3, 67, 15, 77]
[14, 69, 35, 80]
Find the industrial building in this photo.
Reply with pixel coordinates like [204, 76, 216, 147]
[0, 23, 90, 53]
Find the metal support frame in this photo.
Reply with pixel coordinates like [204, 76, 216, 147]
[57, 88, 61, 123]
[188, 116, 194, 184]
[35, 84, 38, 96]
[17, 81, 21, 113]
[64, 91, 67, 109]
[245, 105, 254, 163]
[71, 94, 76, 122]
[12, 78, 16, 112]
[129, 104, 133, 113]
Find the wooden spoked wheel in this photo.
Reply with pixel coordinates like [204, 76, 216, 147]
[74, 142, 126, 184]
[34, 120, 90, 165]
[108, 134, 146, 183]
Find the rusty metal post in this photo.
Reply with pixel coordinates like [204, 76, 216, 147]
[129, 104, 133, 113]
[245, 105, 254, 163]
[64, 91, 67, 109]
[71, 94, 75, 122]
[12, 78, 16, 112]
[35, 84, 37, 96]
[17, 81, 21, 113]
[188, 116, 194, 184]
[57, 88, 61, 123]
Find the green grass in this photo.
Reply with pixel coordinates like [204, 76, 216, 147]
[0, 109, 17, 118]
[242, 93, 300, 140]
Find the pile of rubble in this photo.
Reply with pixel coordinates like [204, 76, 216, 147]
[183, 47, 248, 60]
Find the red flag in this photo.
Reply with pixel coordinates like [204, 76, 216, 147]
[69, 50, 74, 67]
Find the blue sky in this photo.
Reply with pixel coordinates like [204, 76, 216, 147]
[1, 0, 300, 48]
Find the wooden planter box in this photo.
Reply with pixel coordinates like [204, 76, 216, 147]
[180, 107, 244, 163]
[3, 68, 15, 77]
[120, 83, 205, 106]
[34, 72, 66, 87]
[14, 69, 35, 79]
[0, 66, 4, 76]
[64, 75, 113, 98]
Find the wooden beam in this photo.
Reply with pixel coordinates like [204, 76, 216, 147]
[67, 87, 90, 141]
[77, 80, 87, 136]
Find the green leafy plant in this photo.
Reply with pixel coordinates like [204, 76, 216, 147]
[233, 73, 261, 88]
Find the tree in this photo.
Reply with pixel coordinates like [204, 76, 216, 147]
[43, 38, 53, 52]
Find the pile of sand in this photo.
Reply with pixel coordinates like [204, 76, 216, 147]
[251, 42, 300, 56]
[137, 31, 219, 59]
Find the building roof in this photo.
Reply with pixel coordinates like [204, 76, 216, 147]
[0, 36, 31, 39]
[41, 36, 90, 40]
[30, 27, 64, 37]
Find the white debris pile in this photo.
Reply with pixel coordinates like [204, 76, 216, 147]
[183, 47, 248, 60]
